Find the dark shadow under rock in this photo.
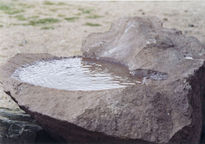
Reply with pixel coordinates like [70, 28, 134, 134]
[0, 107, 59, 144]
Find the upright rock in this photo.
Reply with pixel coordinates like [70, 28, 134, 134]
[82, 16, 205, 143]
[82, 17, 205, 71]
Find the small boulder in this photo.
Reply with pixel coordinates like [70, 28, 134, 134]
[0, 108, 42, 144]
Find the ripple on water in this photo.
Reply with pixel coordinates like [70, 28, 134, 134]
[12, 58, 137, 91]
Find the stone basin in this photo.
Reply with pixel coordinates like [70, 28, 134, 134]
[1, 16, 205, 144]
[11, 57, 138, 91]
[0, 53, 150, 143]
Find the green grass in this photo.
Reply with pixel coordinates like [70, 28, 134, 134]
[12, 14, 39, 22]
[78, 8, 92, 14]
[10, 23, 22, 26]
[43, 1, 55, 5]
[57, 2, 66, 5]
[6, 9, 24, 15]
[64, 17, 78, 22]
[41, 26, 55, 30]
[85, 22, 101, 27]
[0, 3, 24, 15]
[49, 8, 58, 12]
[0, 4, 11, 11]
[58, 14, 65, 17]
[28, 15, 39, 19]
[17, 3, 35, 8]
[14, 15, 26, 21]
[86, 14, 102, 19]
[75, 13, 82, 16]
[0, 24, 3, 27]
[28, 18, 60, 26]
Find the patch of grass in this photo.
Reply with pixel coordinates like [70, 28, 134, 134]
[0, 4, 11, 11]
[28, 18, 60, 26]
[14, 15, 26, 21]
[18, 3, 35, 8]
[6, 9, 24, 15]
[10, 23, 22, 26]
[49, 8, 58, 12]
[41, 26, 55, 30]
[43, 1, 55, 5]
[75, 13, 81, 16]
[0, 5, 24, 15]
[85, 22, 101, 27]
[0, 3, 24, 15]
[57, 2, 66, 5]
[65, 17, 79, 22]
[37, 12, 50, 16]
[86, 14, 102, 19]
[18, 43, 23, 46]
[0, 24, 3, 27]
[78, 8, 92, 14]
[58, 14, 65, 17]
[28, 15, 39, 19]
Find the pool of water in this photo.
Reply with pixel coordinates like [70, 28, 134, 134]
[12, 57, 138, 91]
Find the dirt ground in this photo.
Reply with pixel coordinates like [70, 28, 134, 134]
[0, 0, 205, 110]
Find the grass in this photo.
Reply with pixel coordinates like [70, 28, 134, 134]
[37, 12, 50, 16]
[17, 3, 35, 8]
[78, 8, 93, 14]
[85, 22, 101, 27]
[49, 8, 58, 12]
[28, 18, 60, 26]
[86, 14, 102, 19]
[12, 14, 39, 22]
[0, 24, 3, 27]
[43, 1, 55, 5]
[57, 2, 66, 5]
[14, 15, 26, 21]
[41, 26, 55, 30]
[65, 17, 79, 22]
[0, 4, 11, 11]
[6, 9, 24, 15]
[58, 14, 65, 17]
[28, 15, 39, 19]
[10, 23, 22, 26]
[75, 13, 82, 16]
[18, 43, 23, 46]
[0, 3, 24, 15]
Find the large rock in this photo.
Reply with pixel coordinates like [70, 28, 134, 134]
[82, 17, 205, 72]
[82, 16, 205, 143]
[1, 16, 205, 144]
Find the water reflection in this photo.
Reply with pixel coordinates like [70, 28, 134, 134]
[12, 58, 138, 91]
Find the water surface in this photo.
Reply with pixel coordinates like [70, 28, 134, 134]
[12, 58, 138, 91]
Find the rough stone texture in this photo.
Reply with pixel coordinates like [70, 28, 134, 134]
[82, 16, 205, 143]
[0, 54, 63, 144]
[1, 16, 205, 144]
[0, 107, 42, 144]
[82, 17, 205, 72]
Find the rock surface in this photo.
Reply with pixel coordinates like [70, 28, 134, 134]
[82, 16, 205, 143]
[1, 16, 205, 144]
[0, 107, 42, 144]
[82, 17, 205, 71]
[0, 55, 64, 144]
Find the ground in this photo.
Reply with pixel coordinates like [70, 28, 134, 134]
[0, 0, 205, 110]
